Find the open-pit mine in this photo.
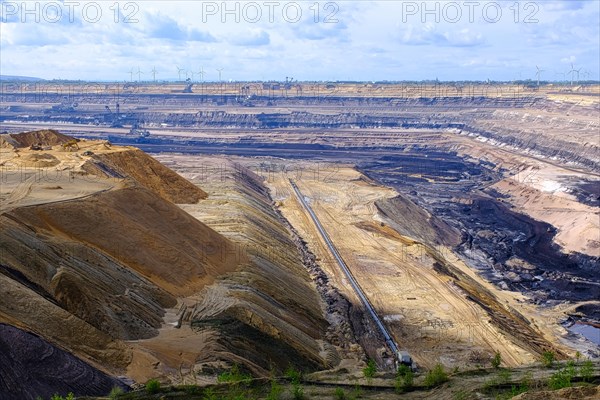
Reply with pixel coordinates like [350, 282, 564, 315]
[0, 82, 599, 399]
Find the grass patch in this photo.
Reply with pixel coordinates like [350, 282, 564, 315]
[217, 364, 252, 384]
[424, 364, 449, 388]
[362, 360, 376, 380]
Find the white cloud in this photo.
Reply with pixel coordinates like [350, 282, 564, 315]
[227, 29, 270, 46]
[0, 0, 598, 81]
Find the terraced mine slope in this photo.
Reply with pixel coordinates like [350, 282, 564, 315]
[0, 131, 350, 398]
[1, 83, 598, 398]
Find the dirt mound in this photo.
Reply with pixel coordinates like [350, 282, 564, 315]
[19, 153, 60, 167]
[8, 129, 74, 148]
[86, 149, 207, 203]
[512, 385, 599, 399]
[0, 134, 19, 148]
[0, 324, 127, 400]
[7, 184, 240, 297]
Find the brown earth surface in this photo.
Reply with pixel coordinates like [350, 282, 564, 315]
[0, 132, 352, 397]
[257, 160, 580, 369]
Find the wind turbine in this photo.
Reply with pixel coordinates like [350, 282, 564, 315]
[568, 63, 577, 86]
[128, 67, 134, 82]
[535, 66, 545, 86]
[176, 66, 185, 81]
[196, 67, 205, 97]
[136, 67, 143, 82]
[216, 68, 224, 102]
[151, 67, 158, 82]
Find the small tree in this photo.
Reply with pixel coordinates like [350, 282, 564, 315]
[285, 365, 302, 385]
[395, 367, 414, 393]
[541, 351, 555, 368]
[579, 359, 594, 382]
[491, 351, 502, 369]
[363, 359, 376, 379]
[548, 366, 573, 390]
[145, 379, 160, 394]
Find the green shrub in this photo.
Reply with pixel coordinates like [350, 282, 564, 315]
[507, 384, 528, 398]
[424, 364, 449, 388]
[362, 359, 376, 379]
[566, 360, 576, 377]
[397, 364, 411, 377]
[202, 388, 218, 400]
[395, 364, 414, 393]
[266, 380, 283, 400]
[285, 366, 302, 385]
[50, 394, 75, 400]
[145, 379, 161, 394]
[334, 387, 346, 400]
[491, 351, 502, 369]
[291, 383, 305, 400]
[541, 351, 555, 368]
[217, 364, 251, 384]
[548, 366, 573, 390]
[351, 383, 362, 399]
[579, 359, 594, 382]
[498, 368, 511, 384]
[452, 390, 469, 400]
[394, 370, 414, 393]
[182, 385, 200, 395]
[108, 386, 124, 399]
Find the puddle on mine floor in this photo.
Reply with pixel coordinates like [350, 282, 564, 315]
[569, 323, 600, 345]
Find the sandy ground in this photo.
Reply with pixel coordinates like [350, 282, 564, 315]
[493, 168, 599, 257]
[0, 139, 123, 212]
[448, 133, 600, 257]
[259, 161, 547, 369]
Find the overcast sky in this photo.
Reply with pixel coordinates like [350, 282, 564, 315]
[0, 0, 598, 81]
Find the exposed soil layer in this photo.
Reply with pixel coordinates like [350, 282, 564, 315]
[360, 158, 599, 305]
[121, 156, 353, 384]
[0, 324, 128, 400]
[135, 138, 598, 320]
[89, 149, 207, 203]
